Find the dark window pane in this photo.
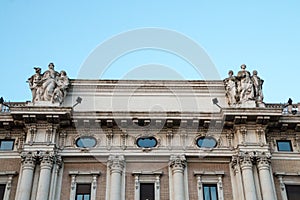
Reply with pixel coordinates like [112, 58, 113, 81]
[140, 183, 154, 200]
[76, 184, 91, 200]
[137, 137, 157, 148]
[277, 140, 292, 151]
[197, 137, 217, 148]
[286, 185, 300, 200]
[76, 137, 97, 148]
[0, 184, 5, 200]
[0, 140, 14, 150]
[203, 184, 218, 200]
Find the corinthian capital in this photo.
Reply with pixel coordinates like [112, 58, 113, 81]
[108, 155, 125, 172]
[238, 152, 254, 168]
[40, 151, 54, 167]
[169, 155, 186, 170]
[257, 152, 271, 169]
[21, 151, 37, 167]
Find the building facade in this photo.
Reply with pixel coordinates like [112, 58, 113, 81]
[0, 66, 299, 200]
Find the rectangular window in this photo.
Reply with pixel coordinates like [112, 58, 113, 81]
[76, 184, 91, 200]
[286, 185, 300, 200]
[203, 184, 218, 200]
[140, 183, 155, 200]
[0, 139, 14, 151]
[0, 184, 5, 200]
[277, 140, 293, 151]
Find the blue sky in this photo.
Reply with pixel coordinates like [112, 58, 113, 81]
[0, 1, 299, 103]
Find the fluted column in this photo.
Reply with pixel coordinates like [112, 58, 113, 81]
[239, 153, 257, 200]
[36, 152, 54, 200]
[17, 152, 37, 200]
[169, 155, 186, 200]
[257, 155, 276, 200]
[108, 155, 125, 200]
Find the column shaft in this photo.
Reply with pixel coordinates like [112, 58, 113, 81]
[173, 168, 185, 200]
[170, 155, 186, 200]
[110, 169, 122, 200]
[108, 155, 125, 200]
[36, 153, 53, 200]
[18, 165, 35, 200]
[257, 158, 276, 200]
[17, 152, 36, 200]
[240, 155, 257, 200]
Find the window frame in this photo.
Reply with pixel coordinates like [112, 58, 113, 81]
[69, 171, 101, 200]
[276, 140, 293, 152]
[194, 171, 224, 200]
[203, 184, 218, 200]
[0, 171, 17, 200]
[136, 136, 158, 148]
[132, 171, 163, 200]
[0, 139, 15, 151]
[195, 136, 218, 149]
[75, 136, 97, 148]
[75, 183, 91, 200]
[275, 172, 300, 200]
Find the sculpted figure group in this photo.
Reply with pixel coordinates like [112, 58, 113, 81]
[27, 63, 69, 104]
[224, 64, 264, 106]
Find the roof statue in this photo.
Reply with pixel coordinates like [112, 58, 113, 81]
[223, 64, 264, 107]
[27, 63, 69, 105]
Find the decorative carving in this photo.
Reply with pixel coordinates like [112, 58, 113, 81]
[251, 70, 264, 102]
[21, 151, 37, 167]
[257, 152, 271, 170]
[108, 155, 125, 173]
[167, 129, 173, 150]
[71, 175, 76, 190]
[120, 131, 128, 150]
[92, 175, 97, 190]
[239, 152, 254, 168]
[27, 63, 69, 104]
[224, 64, 264, 107]
[223, 70, 237, 106]
[169, 155, 186, 171]
[106, 129, 113, 150]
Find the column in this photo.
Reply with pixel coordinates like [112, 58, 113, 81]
[36, 152, 54, 200]
[17, 152, 36, 200]
[239, 153, 257, 200]
[169, 155, 186, 200]
[108, 155, 125, 200]
[257, 155, 276, 200]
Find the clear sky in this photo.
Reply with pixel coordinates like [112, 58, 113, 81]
[0, 1, 299, 103]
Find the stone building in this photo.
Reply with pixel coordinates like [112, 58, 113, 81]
[0, 65, 299, 200]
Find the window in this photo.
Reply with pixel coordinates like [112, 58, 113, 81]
[276, 140, 293, 151]
[203, 184, 218, 200]
[140, 183, 155, 200]
[136, 137, 158, 148]
[194, 171, 224, 200]
[285, 185, 300, 200]
[75, 137, 97, 148]
[0, 140, 14, 151]
[76, 184, 91, 200]
[132, 171, 163, 200]
[196, 136, 217, 148]
[69, 171, 100, 200]
[0, 184, 5, 200]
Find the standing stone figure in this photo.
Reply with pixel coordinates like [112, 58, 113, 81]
[223, 70, 237, 106]
[236, 64, 254, 102]
[40, 63, 60, 101]
[27, 67, 42, 102]
[251, 70, 264, 102]
[51, 70, 69, 104]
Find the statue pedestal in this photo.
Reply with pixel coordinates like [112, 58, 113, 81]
[27, 101, 60, 107]
[239, 100, 256, 108]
